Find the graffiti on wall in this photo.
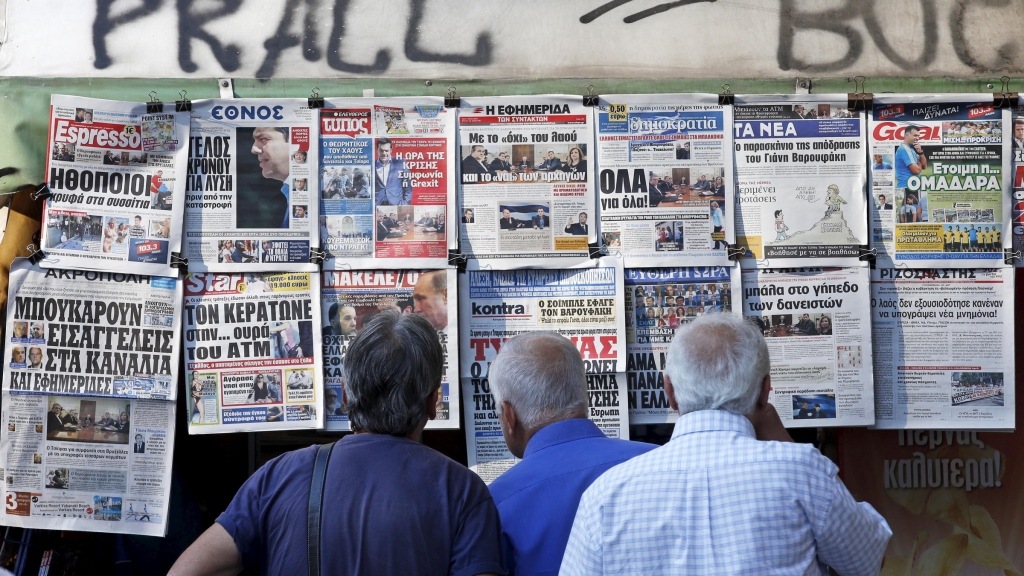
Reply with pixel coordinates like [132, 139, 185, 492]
[1, 0, 1021, 78]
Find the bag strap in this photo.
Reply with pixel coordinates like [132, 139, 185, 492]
[308, 442, 335, 576]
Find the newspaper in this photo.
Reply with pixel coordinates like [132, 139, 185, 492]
[595, 94, 734, 266]
[320, 269, 459, 431]
[869, 95, 1011, 267]
[871, 267, 1015, 430]
[1012, 102, 1024, 265]
[457, 96, 596, 269]
[40, 95, 188, 276]
[185, 99, 319, 272]
[741, 267, 875, 428]
[320, 98, 456, 269]
[624, 266, 742, 424]
[733, 95, 869, 267]
[1, 391, 175, 536]
[3, 259, 181, 401]
[183, 272, 324, 433]
[459, 260, 627, 482]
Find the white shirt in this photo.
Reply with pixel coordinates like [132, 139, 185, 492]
[560, 410, 891, 576]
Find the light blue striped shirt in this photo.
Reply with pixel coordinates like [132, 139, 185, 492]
[560, 410, 891, 576]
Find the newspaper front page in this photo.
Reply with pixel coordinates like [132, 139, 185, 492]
[3, 259, 181, 401]
[183, 272, 324, 433]
[460, 260, 627, 482]
[869, 95, 1011, 267]
[320, 269, 459, 431]
[41, 95, 188, 276]
[871, 267, 1015, 430]
[458, 96, 596, 269]
[1012, 102, 1024, 265]
[185, 99, 319, 272]
[595, 94, 734, 267]
[625, 266, 742, 425]
[734, 95, 869, 267]
[320, 98, 455, 269]
[741, 267, 875, 428]
[1, 391, 175, 536]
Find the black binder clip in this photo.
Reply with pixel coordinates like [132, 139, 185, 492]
[146, 91, 164, 114]
[858, 245, 877, 266]
[993, 76, 1017, 109]
[583, 85, 599, 107]
[309, 247, 327, 266]
[726, 245, 746, 261]
[448, 249, 468, 271]
[30, 183, 52, 202]
[308, 87, 325, 109]
[847, 76, 872, 112]
[718, 84, 734, 106]
[1003, 248, 1020, 265]
[170, 252, 189, 272]
[176, 90, 192, 113]
[26, 244, 46, 265]
[444, 86, 460, 109]
[588, 243, 606, 259]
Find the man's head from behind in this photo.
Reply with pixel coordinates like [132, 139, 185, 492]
[344, 310, 443, 437]
[488, 332, 587, 458]
[663, 313, 770, 417]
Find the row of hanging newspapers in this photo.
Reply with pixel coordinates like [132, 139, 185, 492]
[29, 93, 1019, 275]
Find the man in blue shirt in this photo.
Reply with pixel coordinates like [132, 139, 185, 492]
[895, 125, 927, 189]
[487, 332, 655, 575]
[170, 311, 505, 576]
[872, 154, 893, 170]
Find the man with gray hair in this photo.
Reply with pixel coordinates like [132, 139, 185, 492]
[487, 332, 654, 575]
[170, 311, 504, 576]
[561, 314, 891, 575]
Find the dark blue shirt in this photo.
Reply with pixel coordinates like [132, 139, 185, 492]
[487, 419, 656, 575]
[218, 434, 506, 576]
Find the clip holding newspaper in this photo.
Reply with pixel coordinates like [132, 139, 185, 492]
[871, 267, 1015, 430]
[624, 266, 742, 425]
[183, 272, 324, 433]
[40, 95, 189, 276]
[869, 95, 1011, 267]
[741, 267, 875, 428]
[457, 96, 597, 269]
[459, 259, 627, 483]
[185, 99, 319, 272]
[733, 95, 869, 268]
[3, 259, 181, 401]
[320, 269, 459, 431]
[595, 94, 735, 267]
[1, 391, 176, 536]
[320, 98, 456, 269]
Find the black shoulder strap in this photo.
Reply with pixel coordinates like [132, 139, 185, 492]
[308, 442, 335, 576]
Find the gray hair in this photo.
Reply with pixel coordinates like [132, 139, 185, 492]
[664, 313, 770, 416]
[489, 332, 588, 430]
[344, 310, 443, 436]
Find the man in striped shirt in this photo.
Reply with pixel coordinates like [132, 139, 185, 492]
[561, 313, 891, 575]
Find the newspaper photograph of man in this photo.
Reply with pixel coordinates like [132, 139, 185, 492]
[45, 212, 104, 252]
[46, 397, 131, 444]
[374, 138, 412, 206]
[237, 127, 292, 229]
[759, 313, 832, 337]
[463, 144, 588, 183]
[792, 394, 837, 419]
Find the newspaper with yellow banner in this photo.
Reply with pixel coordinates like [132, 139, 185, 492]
[182, 271, 323, 433]
[869, 95, 1011, 267]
